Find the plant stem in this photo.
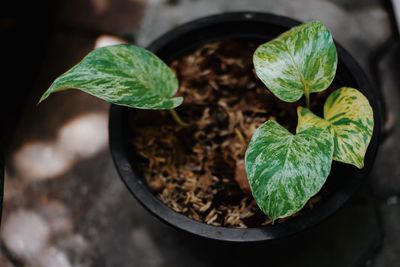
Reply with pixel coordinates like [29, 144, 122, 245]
[235, 127, 247, 146]
[305, 85, 311, 108]
[169, 109, 190, 127]
[305, 92, 310, 108]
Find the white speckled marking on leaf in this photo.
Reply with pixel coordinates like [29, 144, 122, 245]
[253, 21, 337, 102]
[324, 87, 374, 168]
[296, 106, 331, 134]
[297, 87, 374, 169]
[245, 120, 334, 220]
[39, 44, 183, 110]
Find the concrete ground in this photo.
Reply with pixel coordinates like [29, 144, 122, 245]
[2, 0, 400, 266]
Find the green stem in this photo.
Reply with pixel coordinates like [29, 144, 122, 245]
[169, 109, 189, 127]
[305, 85, 311, 108]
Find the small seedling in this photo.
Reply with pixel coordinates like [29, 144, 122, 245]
[246, 21, 374, 221]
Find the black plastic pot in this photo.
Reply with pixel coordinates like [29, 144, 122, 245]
[109, 12, 382, 242]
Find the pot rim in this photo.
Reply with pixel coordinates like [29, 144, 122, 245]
[109, 11, 382, 242]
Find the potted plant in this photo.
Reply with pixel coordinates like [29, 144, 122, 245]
[40, 12, 381, 242]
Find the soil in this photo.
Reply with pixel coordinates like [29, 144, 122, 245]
[131, 39, 334, 228]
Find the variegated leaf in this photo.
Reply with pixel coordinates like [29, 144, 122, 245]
[245, 120, 334, 220]
[253, 21, 337, 103]
[39, 44, 183, 110]
[324, 87, 374, 168]
[296, 106, 331, 133]
[297, 88, 374, 168]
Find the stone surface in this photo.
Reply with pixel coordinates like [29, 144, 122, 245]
[370, 45, 400, 197]
[12, 142, 73, 181]
[138, 0, 390, 70]
[372, 195, 400, 267]
[57, 0, 147, 35]
[1, 210, 50, 261]
[36, 247, 72, 267]
[57, 113, 108, 159]
[39, 201, 73, 237]
[58, 234, 90, 264]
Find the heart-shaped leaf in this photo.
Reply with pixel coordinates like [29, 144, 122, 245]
[39, 44, 183, 110]
[245, 120, 334, 220]
[324, 87, 374, 168]
[297, 87, 374, 168]
[253, 21, 337, 103]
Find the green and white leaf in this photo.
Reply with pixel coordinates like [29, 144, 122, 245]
[253, 21, 337, 102]
[245, 120, 334, 220]
[296, 106, 331, 133]
[324, 87, 374, 168]
[39, 44, 183, 110]
[297, 87, 374, 169]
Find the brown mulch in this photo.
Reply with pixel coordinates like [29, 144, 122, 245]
[131, 39, 333, 228]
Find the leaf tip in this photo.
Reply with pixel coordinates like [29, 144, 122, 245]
[172, 96, 184, 108]
[354, 158, 365, 169]
[37, 92, 50, 106]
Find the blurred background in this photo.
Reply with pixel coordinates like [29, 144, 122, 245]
[1, 0, 399, 266]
